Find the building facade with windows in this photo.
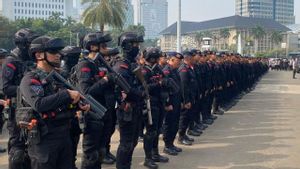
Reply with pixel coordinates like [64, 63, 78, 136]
[0, 0, 74, 20]
[123, 0, 134, 28]
[235, 0, 295, 25]
[134, 0, 168, 39]
[159, 15, 290, 55]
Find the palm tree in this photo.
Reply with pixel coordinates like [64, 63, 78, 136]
[220, 28, 231, 49]
[195, 31, 204, 47]
[251, 25, 266, 53]
[125, 24, 145, 36]
[271, 31, 283, 48]
[81, 0, 126, 31]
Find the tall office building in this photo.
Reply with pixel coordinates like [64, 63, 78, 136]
[0, 0, 75, 21]
[135, 0, 168, 39]
[123, 0, 134, 28]
[235, 0, 295, 25]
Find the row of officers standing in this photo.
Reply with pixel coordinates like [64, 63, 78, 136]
[0, 28, 269, 169]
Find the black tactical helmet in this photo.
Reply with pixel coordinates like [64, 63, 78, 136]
[143, 47, 161, 61]
[0, 48, 8, 58]
[96, 31, 112, 43]
[29, 36, 65, 57]
[83, 32, 112, 51]
[106, 48, 119, 56]
[14, 28, 39, 46]
[118, 32, 144, 51]
[61, 46, 81, 57]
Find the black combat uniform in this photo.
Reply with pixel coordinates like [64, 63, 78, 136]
[141, 48, 169, 169]
[178, 51, 198, 145]
[20, 36, 75, 169]
[77, 33, 114, 169]
[2, 28, 38, 169]
[113, 32, 144, 169]
[60, 46, 82, 169]
[162, 52, 183, 155]
[0, 49, 8, 153]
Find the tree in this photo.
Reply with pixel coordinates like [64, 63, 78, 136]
[195, 31, 204, 47]
[142, 39, 159, 49]
[0, 16, 15, 49]
[81, 0, 126, 31]
[220, 28, 230, 49]
[125, 24, 145, 37]
[65, 16, 76, 27]
[271, 31, 283, 47]
[251, 25, 266, 53]
[108, 24, 146, 47]
[0, 13, 95, 49]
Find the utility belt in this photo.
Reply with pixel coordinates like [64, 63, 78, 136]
[117, 101, 139, 122]
[16, 107, 46, 145]
[16, 104, 76, 145]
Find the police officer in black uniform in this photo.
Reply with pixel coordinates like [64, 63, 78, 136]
[113, 32, 144, 169]
[96, 37, 118, 164]
[0, 49, 8, 153]
[76, 32, 114, 169]
[60, 46, 82, 169]
[61, 46, 81, 78]
[177, 51, 198, 146]
[162, 52, 183, 156]
[20, 36, 90, 169]
[2, 28, 38, 169]
[141, 48, 170, 169]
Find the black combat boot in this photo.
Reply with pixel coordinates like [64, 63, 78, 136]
[0, 146, 6, 153]
[171, 145, 182, 153]
[163, 146, 178, 156]
[177, 136, 192, 146]
[144, 158, 158, 169]
[152, 149, 169, 163]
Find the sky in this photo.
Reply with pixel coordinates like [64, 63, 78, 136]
[168, 0, 300, 26]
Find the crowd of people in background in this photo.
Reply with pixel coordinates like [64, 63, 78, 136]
[268, 57, 300, 79]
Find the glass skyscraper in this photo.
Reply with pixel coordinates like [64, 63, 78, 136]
[137, 0, 168, 39]
[235, 0, 295, 25]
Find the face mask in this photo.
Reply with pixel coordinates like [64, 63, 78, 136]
[126, 47, 140, 62]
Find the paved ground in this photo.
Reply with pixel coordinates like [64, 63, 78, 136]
[1, 70, 300, 169]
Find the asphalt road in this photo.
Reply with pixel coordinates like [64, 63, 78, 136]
[1, 70, 300, 169]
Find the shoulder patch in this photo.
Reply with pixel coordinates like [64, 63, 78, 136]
[163, 70, 170, 75]
[6, 63, 16, 71]
[81, 67, 91, 72]
[142, 68, 148, 74]
[31, 85, 44, 96]
[30, 79, 42, 85]
[120, 64, 129, 69]
[180, 68, 187, 72]
[4, 67, 14, 78]
[98, 71, 106, 77]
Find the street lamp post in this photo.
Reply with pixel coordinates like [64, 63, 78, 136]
[177, 0, 181, 53]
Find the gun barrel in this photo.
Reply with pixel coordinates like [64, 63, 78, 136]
[48, 70, 107, 119]
[133, 66, 153, 125]
[95, 53, 131, 93]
